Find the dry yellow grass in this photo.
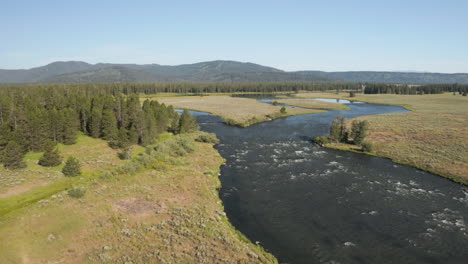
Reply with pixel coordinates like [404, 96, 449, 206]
[156, 95, 323, 126]
[279, 98, 350, 110]
[0, 138, 277, 263]
[298, 92, 468, 184]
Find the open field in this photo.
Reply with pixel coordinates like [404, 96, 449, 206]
[0, 134, 277, 263]
[155, 95, 323, 127]
[297, 92, 468, 184]
[278, 98, 350, 110]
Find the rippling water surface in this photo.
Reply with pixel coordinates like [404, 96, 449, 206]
[192, 101, 468, 264]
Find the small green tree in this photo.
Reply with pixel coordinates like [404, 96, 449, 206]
[38, 140, 62, 167]
[280, 107, 287, 114]
[2, 141, 26, 169]
[350, 120, 369, 145]
[178, 110, 199, 134]
[62, 156, 81, 177]
[329, 116, 348, 142]
[349, 91, 356, 97]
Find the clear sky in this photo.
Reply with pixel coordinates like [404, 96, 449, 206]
[1, 0, 467, 72]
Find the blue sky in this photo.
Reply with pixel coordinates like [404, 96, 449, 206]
[1, 0, 467, 72]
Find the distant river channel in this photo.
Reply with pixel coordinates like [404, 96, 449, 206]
[190, 97, 468, 264]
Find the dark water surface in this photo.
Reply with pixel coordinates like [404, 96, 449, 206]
[192, 101, 468, 264]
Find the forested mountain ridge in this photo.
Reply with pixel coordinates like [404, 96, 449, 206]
[1, 60, 468, 84]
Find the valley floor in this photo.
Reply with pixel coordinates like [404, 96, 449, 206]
[0, 134, 276, 263]
[153, 95, 323, 127]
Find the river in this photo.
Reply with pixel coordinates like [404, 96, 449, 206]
[191, 99, 468, 264]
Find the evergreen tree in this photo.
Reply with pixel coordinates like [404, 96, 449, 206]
[329, 116, 347, 142]
[2, 141, 26, 169]
[38, 140, 63, 167]
[88, 108, 102, 138]
[62, 156, 81, 177]
[350, 120, 369, 145]
[109, 127, 130, 149]
[62, 108, 78, 145]
[178, 110, 199, 134]
[101, 109, 118, 140]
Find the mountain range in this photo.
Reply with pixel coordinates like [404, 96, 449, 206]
[1, 60, 467, 84]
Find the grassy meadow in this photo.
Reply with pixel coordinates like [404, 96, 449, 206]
[296, 92, 468, 184]
[154, 95, 324, 127]
[0, 133, 277, 263]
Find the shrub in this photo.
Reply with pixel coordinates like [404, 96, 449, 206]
[280, 107, 287, 114]
[62, 156, 81, 177]
[118, 147, 132, 160]
[361, 141, 374, 152]
[272, 101, 279, 106]
[68, 187, 86, 198]
[195, 132, 220, 144]
[314, 136, 332, 146]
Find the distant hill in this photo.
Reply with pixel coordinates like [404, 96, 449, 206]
[1, 60, 467, 84]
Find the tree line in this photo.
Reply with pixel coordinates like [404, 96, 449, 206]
[0, 82, 362, 95]
[0, 86, 198, 169]
[363, 83, 468, 95]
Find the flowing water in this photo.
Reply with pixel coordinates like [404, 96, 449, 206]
[191, 100, 468, 264]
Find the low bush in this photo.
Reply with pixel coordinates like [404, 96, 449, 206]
[195, 132, 220, 144]
[361, 141, 374, 152]
[68, 187, 86, 198]
[314, 136, 332, 146]
[118, 147, 132, 160]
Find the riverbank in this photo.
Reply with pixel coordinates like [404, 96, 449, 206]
[278, 98, 350, 110]
[0, 133, 277, 263]
[154, 95, 323, 127]
[299, 92, 468, 185]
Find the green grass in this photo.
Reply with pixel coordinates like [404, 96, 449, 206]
[0, 133, 277, 263]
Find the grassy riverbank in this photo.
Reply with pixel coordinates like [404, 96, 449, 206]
[298, 92, 468, 185]
[278, 98, 350, 110]
[154, 95, 323, 127]
[0, 134, 277, 263]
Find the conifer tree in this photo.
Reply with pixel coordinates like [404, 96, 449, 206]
[101, 109, 118, 140]
[62, 156, 81, 177]
[62, 108, 78, 145]
[2, 141, 26, 169]
[178, 110, 199, 134]
[38, 140, 63, 167]
[330, 116, 347, 143]
[350, 120, 369, 145]
[88, 108, 102, 138]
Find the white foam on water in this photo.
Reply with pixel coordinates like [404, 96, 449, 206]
[343, 241, 356, 247]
